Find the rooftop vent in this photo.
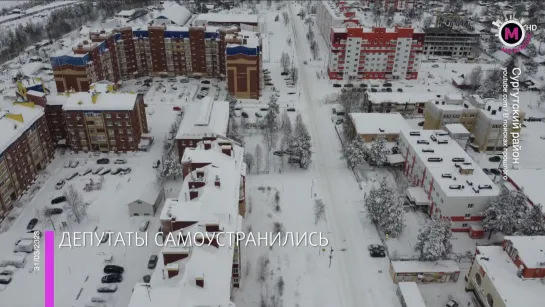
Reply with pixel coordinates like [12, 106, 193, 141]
[378, 128, 385, 132]
[473, 187, 480, 193]
[417, 140, 430, 145]
[442, 101, 445, 105]
[464, 104, 468, 108]
[437, 95, 441, 98]
[491, 110, 497, 115]
[478, 185, 492, 189]
[409, 132, 420, 136]
[487, 105, 491, 111]
[422, 149, 434, 153]
[449, 185, 463, 189]
[428, 157, 443, 162]
[436, 132, 448, 136]
[452, 158, 465, 162]
[435, 101, 439, 105]
[442, 173, 452, 178]
[466, 180, 473, 186]
[438, 140, 448, 144]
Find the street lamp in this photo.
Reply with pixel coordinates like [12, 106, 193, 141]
[311, 177, 319, 197]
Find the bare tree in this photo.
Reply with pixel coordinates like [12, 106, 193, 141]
[298, 8, 306, 19]
[465, 66, 483, 92]
[280, 52, 290, 73]
[282, 11, 289, 26]
[314, 199, 326, 224]
[244, 153, 255, 174]
[290, 67, 298, 84]
[257, 254, 270, 283]
[310, 40, 319, 60]
[286, 38, 292, 46]
[255, 144, 263, 174]
[35, 208, 56, 231]
[276, 276, 285, 296]
[63, 185, 87, 224]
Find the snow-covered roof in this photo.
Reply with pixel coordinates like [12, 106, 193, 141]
[349, 112, 410, 136]
[90, 80, 116, 93]
[194, 13, 258, 24]
[26, 90, 46, 97]
[475, 246, 545, 307]
[400, 129, 500, 197]
[116, 9, 136, 17]
[444, 123, 470, 135]
[20, 62, 44, 76]
[62, 91, 138, 111]
[176, 98, 229, 140]
[46, 94, 68, 106]
[151, 2, 192, 26]
[503, 236, 545, 268]
[224, 31, 260, 48]
[507, 170, 545, 211]
[406, 187, 430, 205]
[0, 103, 45, 154]
[367, 92, 445, 104]
[397, 282, 426, 307]
[131, 140, 245, 307]
[127, 180, 162, 206]
[391, 260, 459, 273]
[478, 100, 524, 121]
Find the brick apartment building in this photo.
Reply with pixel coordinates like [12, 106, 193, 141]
[51, 24, 262, 98]
[58, 89, 148, 153]
[327, 26, 424, 81]
[0, 103, 54, 218]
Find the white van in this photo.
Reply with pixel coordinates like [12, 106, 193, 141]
[14, 239, 34, 253]
[0, 254, 27, 268]
[91, 295, 107, 303]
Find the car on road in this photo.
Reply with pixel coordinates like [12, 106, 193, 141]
[367, 244, 385, 252]
[241, 112, 249, 118]
[45, 208, 63, 216]
[369, 249, 386, 258]
[55, 180, 65, 190]
[92, 167, 104, 175]
[139, 220, 150, 231]
[397, 88, 403, 92]
[97, 284, 117, 293]
[489, 155, 501, 162]
[51, 196, 67, 205]
[71, 160, 79, 168]
[99, 168, 111, 175]
[143, 275, 151, 283]
[27, 218, 38, 230]
[255, 112, 263, 118]
[0, 276, 12, 285]
[112, 168, 123, 175]
[97, 158, 110, 164]
[153, 160, 160, 169]
[445, 300, 459, 307]
[273, 151, 284, 156]
[114, 159, 127, 164]
[104, 265, 124, 274]
[173, 106, 181, 111]
[101, 274, 123, 283]
[82, 168, 92, 176]
[148, 255, 158, 269]
[66, 172, 79, 180]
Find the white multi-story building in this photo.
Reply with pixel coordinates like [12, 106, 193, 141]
[315, 1, 360, 47]
[327, 26, 424, 81]
[398, 129, 500, 231]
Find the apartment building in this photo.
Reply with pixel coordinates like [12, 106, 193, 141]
[61, 89, 148, 153]
[423, 27, 480, 57]
[176, 97, 230, 158]
[473, 101, 525, 152]
[225, 31, 262, 99]
[398, 129, 500, 231]
[128, 139, 246, 307]
[423, 95, 478, 131]
[362, 0, 416, 11]
[348, 112, 410, 142]
[465, 237, 545, 307]
[315, 1, 360, 46]
[51, 25, 261, 99]
[0, 103, 54, 217]
[327, 26, 425, 81]
[363, 92, 444, 114]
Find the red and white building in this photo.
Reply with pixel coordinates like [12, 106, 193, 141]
[327, 26, 424, 81]
[316, 1, 361, 45]
[398, 129, 500, 233]
[362, 0, 416, 11]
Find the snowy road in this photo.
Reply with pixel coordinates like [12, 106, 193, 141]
[287, 3, 399, 307]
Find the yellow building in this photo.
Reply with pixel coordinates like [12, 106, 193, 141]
[472, 101, 525, 152]
[423, 96, 477, 131]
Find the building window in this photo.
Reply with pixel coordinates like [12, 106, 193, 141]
[464, 214, 471, 219]
[486, 294, 494, 307]
[233, 277, 239, 284]
[232, 267, 239, 275]
[462, 223, 468, 228]
[468, 204, 474, 208]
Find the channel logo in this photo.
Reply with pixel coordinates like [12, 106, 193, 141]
[493, 16, 536, 54]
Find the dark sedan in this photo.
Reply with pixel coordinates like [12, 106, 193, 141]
[148, 255, 158, 269]
[369, 249, 386, 258]
[101, 274, 123, 283]
[51, 196, 67, 205]
[97, 158, 110, 164]
[104, 265, 124, 274]
[26, 218, 38, 230]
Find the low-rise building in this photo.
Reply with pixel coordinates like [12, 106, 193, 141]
[364, 92, 444, 114]
[192, 13, 258, 30]
[398, 129, 500, 232]
[175, 97, 230, 158]
[348, 112, 410, 142]
[472, 101, 525, 152]
[423, 96, 477, 131]
[390, 260, 460, 283]
[423, 27, 480, 57]
[0, 103, 54, 217]
[465, 238, 545, 307]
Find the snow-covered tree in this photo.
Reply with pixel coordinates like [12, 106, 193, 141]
[524, 58, 538, 76]
[255, 144, 263, 174]
[280, 52, 290, 73]
[342, 137, 367, 168]
[367, 135, 390, 167]
[291, 114, 312, 169]
[414, 218, 452, 261]
[526, 43, 537, 57]
[516, 204, 545, 236]
[477, 69, 502, 98]
[161, 153, 181, 180]
[487, 39, 499, 54]
[63, 185, 88, 224]
[364, 178, 404, 236]
[281, 111, 291, 135]
[482, 189, 529, 238]
[310, 40, 320, 60]
[244, 153, 255, 175]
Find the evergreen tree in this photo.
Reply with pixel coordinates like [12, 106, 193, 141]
[524, 59, 538, 76]
[516, 204, 545, 236]
[476, 69, 502, 98]
[482, 189, 529, 238]
[364, 178, 405, 237]
[342, 138, 367, 168]
[414, 218, 452, 261]
[367, 135, 390, 167]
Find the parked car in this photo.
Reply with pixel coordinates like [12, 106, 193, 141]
[180, 78, 189, 83]
[0, 276, 12, 284]
[397, 88, 403, 92]
[112, 168, 123, 175]
[482, 168, 491, 175]
[367, 244, 385, 252]
[139, 220, 150, 231]
[144, 78, 152, 83]
[265, 82, 274, 86]
[287, 84, 295, 88]
[97, 284, 117, 293]
[100, 168, 111, 176]
[71, 161, 79, 168]
[333, 84, 341, 88]
[64, 161, 71, 168]
[55, 180, 65, 190]
[201, 80, 211, 84]
[26, 218, 38, 230]
[386, 88, 392, 92]
[45, 208, 63, 216]
[51, 196, 67, 205]
[489, 155, 501, 162]
[148, 255, 158, 269]
[288, 157, 300, 164]
[66, 172, 79, 180]
[369, 249, 386, 258]
[418, 121, 424, 127]
[167, 78, 177, 82]
[445, 300, 459, 307]
[97, 158, 110, 164]
[91, 296, 107, 303]
[153, 160, 160, 169]
[287, 92, 296, 95]
[101, 274, 123, 283]
[383, 82, 392, 87]
[120, 167, 131, 175]
[92, 167, 104, 175]
[143, 275, 151, 283]
[82, 168, 92, 176]
[370, 88, 377, 92]
[489, 169, 501, 176]
[173, 106, 181, 111]
[380, 88, 387, 92]
[114, 159, 127, 164]
[335, 119, 343, 125]
[287, 107, 296, 112]
[0, 266, 16, 275]
[255, 112, 263, 118]
[241, 112, 249, 118]
[432, 64, 440, 68]
[280, 72, 289, 76]
[104, 265, 124, 274]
